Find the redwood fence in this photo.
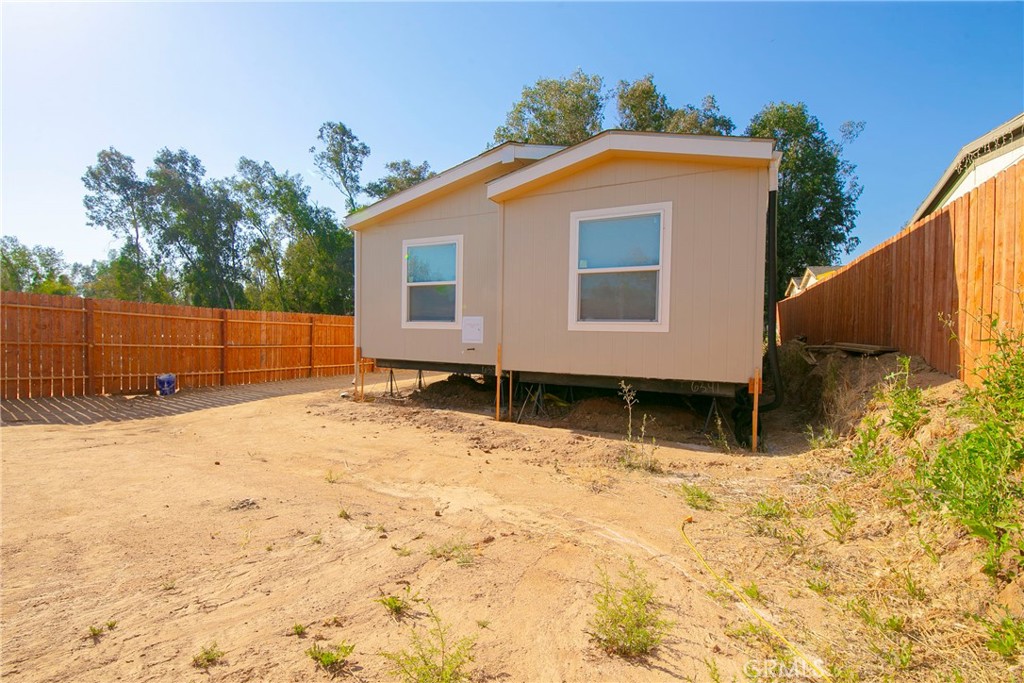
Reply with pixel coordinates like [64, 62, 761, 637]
[778, 161, 1023, 385]
[0, 292, 356, 400]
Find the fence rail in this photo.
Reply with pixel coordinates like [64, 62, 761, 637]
[0, 292, 356, 400]
[778, 161, 1022, 385]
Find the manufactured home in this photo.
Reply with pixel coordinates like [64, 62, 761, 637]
[349, 131, 781, 441]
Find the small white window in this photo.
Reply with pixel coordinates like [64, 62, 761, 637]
[402, 235, 463, 329]
[568, 202, 671, 332]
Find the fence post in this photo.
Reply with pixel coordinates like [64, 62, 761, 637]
[84, 298, 97, 396]
[309, 315, 316, 378]
[221, 310, 229, 386]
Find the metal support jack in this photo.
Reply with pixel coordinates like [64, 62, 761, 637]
[386, 369, 398, 396]
[416, 369, 425, 391]
[701, 398, 721, 434]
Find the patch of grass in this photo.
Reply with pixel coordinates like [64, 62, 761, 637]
[741, 582, 765, 603]
[588, 558, 672, 659]
[160, 580, 176, 591]
[885, 355, 928, 438]
[748, 496, 789, 520]
[677, 482, 716, 510]
[805, 424, 841, 449]
[724, 621, 786, 657]
[617, 382, 662, 472]
[428, 539, 474, 567]
[381, 605, 475, 683]
[376, 585, 421, 620]
[704, 657, 723, 682]
[338, 508, 352, 520]
[292, 623, 307, 637]
[105, 620, 117, 631]
[844, 597, 880, 630]
[306, 641, 355, 676]
[392, 544, 413, 557]
[982, 610, 1024, 659]
[824, 500, 857, 543]
[918, 316, 1024, 578]
[849, 416, 893, 474]
[87, 625, 104, 641]
[311, 532, 323, 545]
[192, 642, 225, 669]
[476, 620, 490, 630]
[896, 568, 926, 601]
[806, 577, 830, 595]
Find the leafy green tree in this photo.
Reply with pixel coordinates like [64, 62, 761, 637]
[72, 245, 179, 303]
[616, 75, 672, 132]
[616, 76, 734, 136]
[148, 148, 249, 309]
[311, 122, 370, 213]
[665, 95, 735, 136]
[1, 236, 77, 295]
[493, 69, 605, 146]
[364, 160, 436, 200]
[235, 158, 353, 314]
[746, 102, 863, 295]
[82, 148, 156, 300]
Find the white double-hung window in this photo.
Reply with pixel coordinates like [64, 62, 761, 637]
[402, 235, 463, 328]
[568, 202, 671, 332]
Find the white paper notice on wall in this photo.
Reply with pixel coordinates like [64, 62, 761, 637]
[461, 316, 484, 344]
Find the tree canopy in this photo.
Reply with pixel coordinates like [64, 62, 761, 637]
[311, 121, 370, 213]
[493, 69, 605, 146]
[746, 102, 863, 294]
[364, 160, 436, 201]
[0, 236, 76, 295]
[616, 76, 735, 136]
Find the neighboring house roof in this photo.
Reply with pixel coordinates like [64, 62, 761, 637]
[784, 277, 802, 298]
[908, 112, 1024, 225]
[486, 129, 780, 202]
[805, 266, 836, 277]
[346, 142, 563, 230]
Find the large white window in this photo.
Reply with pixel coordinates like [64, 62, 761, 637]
[402, 235, 463, 329]
[568, 202, 672, 332]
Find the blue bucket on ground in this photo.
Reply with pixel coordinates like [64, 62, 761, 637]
[156, 373, 177, 396]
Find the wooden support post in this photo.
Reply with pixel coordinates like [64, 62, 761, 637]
[750, 370, 761, 453]
[494, 343, 502, 421]
[508, 369, 513, 420]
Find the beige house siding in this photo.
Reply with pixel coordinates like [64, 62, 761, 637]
[501, 157, 768, 384]
[358, 175, 506, 366]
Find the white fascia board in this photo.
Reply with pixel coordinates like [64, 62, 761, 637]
[347, 143, 563, 230]
[486, 132, 776, 201]
[770, 151, 782, 191]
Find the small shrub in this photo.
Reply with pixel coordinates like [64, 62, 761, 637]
[376, 585, 421, 620]
[292, 623, 307, 637]
[741, 582, 765, 603]
[849, 416, 893, 474]
[306, 641, 355, 676]
[748, 496, 789, 521]
[192, 642, 225, 669]
[392, 544, 413, 557]
[885, 356, 928, 438]
[105, 620, 117, 631]
[825, 501, 857, 543]
[87, 625, 104, 641]
[677, 482, 716, 510]
[338, 508, 352, 520]
[588, 558, 671, 658]
[325, 469, 342, 484]
[844, 597, 880, 630]
[381, 605, 475, 683]
[982, 610, 1024, 659]
[807, 577, 829, 595]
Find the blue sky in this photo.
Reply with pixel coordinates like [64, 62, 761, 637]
[2, 2, 1021, 268]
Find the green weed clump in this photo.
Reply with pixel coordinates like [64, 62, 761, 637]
[381, 605, 475, 683]
[884, 356, 928, 438]
[982, 610, 1024, 659]
[917, 317, 1024, 578]
[677, 482, 716, 510]
[192, 642, 225, 669]
[376, 585, 421, 620]
[849, 416, 893, 475]
[306, 641, 355, 676]
[588, 558, 672, 658]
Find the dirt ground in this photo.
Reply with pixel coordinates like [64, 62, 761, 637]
[1, 365, 1019, 682]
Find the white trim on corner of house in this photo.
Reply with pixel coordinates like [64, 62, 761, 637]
[566, 201, 672, 333]
[401, 234, 464, 330]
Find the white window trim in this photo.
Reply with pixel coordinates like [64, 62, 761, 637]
[568, 202, 672, 333]
[401, 234, 463, 330]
